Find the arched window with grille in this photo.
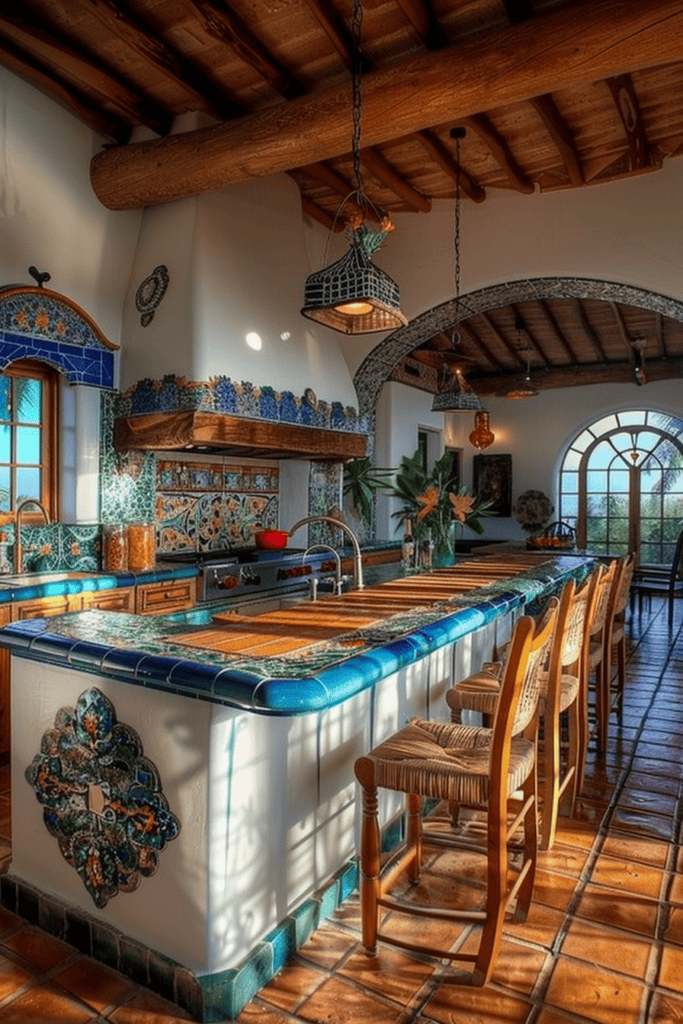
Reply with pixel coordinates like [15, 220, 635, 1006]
[558, 410, 683, 565]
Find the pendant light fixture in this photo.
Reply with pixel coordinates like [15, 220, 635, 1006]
[301, 0, 406, 334]
[504, 316, 539, 399]
[431, 127, 483, 412]
[469, 409, 495, 450]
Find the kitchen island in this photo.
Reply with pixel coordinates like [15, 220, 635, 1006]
[0, 553, 593, 1021]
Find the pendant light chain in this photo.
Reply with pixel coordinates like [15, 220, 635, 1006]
[351, 0, 365, 208]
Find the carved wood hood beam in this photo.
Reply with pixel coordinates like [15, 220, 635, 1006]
[90, 0, 683, 210]
[114, 411, 368, 461]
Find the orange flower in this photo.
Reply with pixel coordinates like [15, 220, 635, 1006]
[416, 486, 439, 522]
[449, 492, 475, 523]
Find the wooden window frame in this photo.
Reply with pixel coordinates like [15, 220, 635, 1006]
[1, 359, 59, 521]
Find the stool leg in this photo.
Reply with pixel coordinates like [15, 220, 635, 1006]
[406, 792, 422, 882]
[356, 760, 381, 956]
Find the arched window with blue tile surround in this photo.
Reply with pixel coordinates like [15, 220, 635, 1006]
[0, 286, 118, 389]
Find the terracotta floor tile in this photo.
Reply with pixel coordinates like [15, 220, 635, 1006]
[297, 975, 410, 1024]
[658, 944, 683, 993]
[338, 946, 437, 1005]
[236, 1002, 297, 1024]
[609, 806, 674, 840]
[537, 843, 590, 878]
[560, 917, 653, 979]
[544, 958, 647, 1024]
[298, 923, 358, 971]
[574, 884, 659, 937]
[0, 981, 96, 1023]
[665, 907, 683, 946]
[649, 988, 683, 1024]
[1, 924, 76, 972]
[529, 867, 578, 912]
[536, 1009, 596, 1024]
[600, 832, 669, 867]
[51, 956, 141, 1013]
[502, 900, 566, 950]
[618, 789, 678, 818]
[589, 853, 665, 899]
[259, 962, 325, 1012]
[0, 954, 38, 1002]
[487, 937, 549, 995]
[552, 819, 599, 851]
[107, 988, 195, 1022]
[422, 976, 533, 1024]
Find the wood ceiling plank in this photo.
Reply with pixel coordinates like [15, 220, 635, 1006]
[90, 0, 683, 209]
[360, 147, 432, 212]
[469, 357, 683, 395]
[414, 130, 486, 201]
[530, 93, 585, 185]
[460, 113, 534, 193]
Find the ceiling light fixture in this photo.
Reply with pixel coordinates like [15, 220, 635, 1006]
[469, 409, 495, 450]
[505, 316, 539, 399]
[432, 127, 483, 412]
[301, 0, 406, 334]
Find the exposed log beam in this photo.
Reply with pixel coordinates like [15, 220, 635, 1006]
[0, 36, 131, 142]
[460, 114, 534, 194]
[91, 0, 683, 209]
[361, 147, 432, 212]
[0, 4, 171, 134]
[415, 130, 486, 202]
[189, 0, 305, 99]
[70, 0, 245, 120]
[530, 94, 585, 186]
[606, 74, 652, 169]
[469, 358, 683, 395]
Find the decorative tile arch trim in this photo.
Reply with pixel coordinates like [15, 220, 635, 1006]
[0, 286, 119, 389]
[353, 277, 683, 420]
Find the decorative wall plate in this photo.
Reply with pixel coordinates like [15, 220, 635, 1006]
[25, 687, 180, 908]
[135, 265, 169, 326]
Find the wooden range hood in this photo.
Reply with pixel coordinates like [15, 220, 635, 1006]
[114, 410, 368, 461]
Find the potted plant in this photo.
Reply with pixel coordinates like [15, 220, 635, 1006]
[342, 457, 395, 538]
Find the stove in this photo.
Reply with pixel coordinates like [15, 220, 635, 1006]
[161, 546, 343, 602]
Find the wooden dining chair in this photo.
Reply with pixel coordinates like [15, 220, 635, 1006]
[354, 606, 556, 986]
[631, 528, 683, 625]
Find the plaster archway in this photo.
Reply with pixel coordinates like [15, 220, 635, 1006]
[353, 277, 683, 421]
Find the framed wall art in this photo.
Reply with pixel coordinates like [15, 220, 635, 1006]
[472, 453, 512, 517]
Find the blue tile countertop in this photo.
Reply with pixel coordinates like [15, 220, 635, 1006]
[0, 556, 594, 717]
[0, 563, 198, 603]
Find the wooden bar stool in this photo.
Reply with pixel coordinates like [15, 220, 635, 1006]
[444, 570, 600, 849]
[354, 607, 556, 986]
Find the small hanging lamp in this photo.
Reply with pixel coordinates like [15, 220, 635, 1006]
[505, 316, 539, 399]
[431, 127, 483, 412]
[469, 409, 495, 449]
[301, 0, 406, 334]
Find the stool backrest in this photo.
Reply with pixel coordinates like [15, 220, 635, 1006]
[498, 601, 558, 739]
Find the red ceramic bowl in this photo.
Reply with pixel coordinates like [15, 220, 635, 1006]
[254, 530, 289, 550]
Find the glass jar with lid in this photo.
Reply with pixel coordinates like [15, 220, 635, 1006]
[103, 524, 128, 572]
[126, 523, 155, 572]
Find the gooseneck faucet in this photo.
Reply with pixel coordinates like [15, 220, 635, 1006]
[14, 498, 51, 574]
[288, 516, 364, 591]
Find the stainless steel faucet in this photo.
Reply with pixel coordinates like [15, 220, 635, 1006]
[288, 516, 364, 591]
[302, 543, 343, 600]
[14, 498, 51, 574]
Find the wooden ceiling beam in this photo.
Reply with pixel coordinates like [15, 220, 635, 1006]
[71, 0, 245, 120]
[534, 301, 577, 363]
[570, 299, 603, 361]
[482, 311, 523, 364]
[656, 312, 667, 359]
[456, 322, 507, 372]
[610, 301, 635, 356]
[91, 0, 683, 210]
[360, 147, 432, 212]
[0, 4, 171, 134]
[511, 306, 551, 367]
[188, 0, 305, 99]
[395, 0, 450, 49]
[415, 130, 486, 202]
[530, 94, 585, 186]
[299, 195, 338, 232]
[469, 357, 683, 395]
[606, 74, 652, 170]
[460, 114, 534, 194]
[294, 162, 379, 224]
[0, 36, 132, 142]
[301, 0, 367, 73]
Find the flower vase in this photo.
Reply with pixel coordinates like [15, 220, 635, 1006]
[432, 535, 454, 568]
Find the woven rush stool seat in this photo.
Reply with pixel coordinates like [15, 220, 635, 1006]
[354, 608, 556, 986]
